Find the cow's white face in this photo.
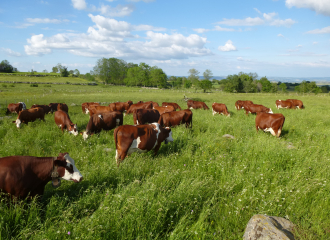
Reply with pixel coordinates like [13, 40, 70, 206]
[15, 119, 21, 128]
[69, 124, 78, 136]
[82, 131, 89, 140]
[62, 154, 83, 182]
[85, 108, 89, 114]
[268, 108, 273, 114]
[165, 127, 174, 144]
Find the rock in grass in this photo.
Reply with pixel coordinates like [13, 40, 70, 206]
[104, 148, 112, 152]
[222, 134, 235, 139]
[71, 103, 77, 106]
[243, 214, 295, 240]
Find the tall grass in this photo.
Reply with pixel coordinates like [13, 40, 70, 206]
[0, 85, 329, 239]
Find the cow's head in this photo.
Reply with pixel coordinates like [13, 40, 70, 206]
[69, 124, 78, 136]
[13, 119, 22, 128]
[55, 153, 83, 183]
[81, 131, 89, 140]
[164, 127, 174, 144]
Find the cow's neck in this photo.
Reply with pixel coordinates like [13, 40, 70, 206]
[31, 157, 55, 182]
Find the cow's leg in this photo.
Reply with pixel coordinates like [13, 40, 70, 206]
[256, 125, 259, 132]
[153, 143, 161, 156]
[277, 127, 282, 138]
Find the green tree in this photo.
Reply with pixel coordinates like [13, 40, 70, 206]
[203, 69, 213, 80]
[93, 58, 128, 85]
[52, 66, 59, 73]
[0, 60, 14, 73]
[74, 69, 80, 77]
[150, 67, 167, 88]
[199, 79, 212, 93]
[270, 82, 278, 93]
[184, 80, 192, 89]
[188, 68, 200, 87]
[60, 67, 69, 77]
[279, 83, 287, 92]
[259, 77, 272, 92]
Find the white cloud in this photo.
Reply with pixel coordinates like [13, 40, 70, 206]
[127, 0, 154, 2]
[99, 4, 134, 17]
[254, 8, 262, 14]
[263, 12, 277, 20]
[285, 0, 330, 16]
[25, 18, 69, 24]
[1, 48, 22, 57]
[214, 26, 236, 32]
[277, 34, 285, 37]
[306, 26, 330, 34]
[193, 28, 210, 33]
[313, 41, 318, 45]
[269, 19, 296, 27]
[72, 0, 86, 10]
[218, 40, 237, 52]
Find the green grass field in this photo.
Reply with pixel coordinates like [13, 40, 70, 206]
[0, 74, 90, 84]
[0, 83, 329, 239]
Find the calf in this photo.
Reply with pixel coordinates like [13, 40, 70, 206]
[187, 100, 209, 110]
[54, 110, 78, 136]
[275, 100, 294, 109]
[286, 99, 304, 109]
[153, 106, 175, 115]
[13, 107, 45, 128]
[133, 109, 160, 125]
[0, 152, 83, 199]
[255, 112, 285, 137]
[244, 104, 273, 115]
[162, 102, 182, 110]
[114, 123, 173, 166]
[31, 104, 52, 114]
[82, 111, 123, 140]
[235, 100, 253, 110]
[212, 103, 230, 116]
[6, 102, 26, 114]
[158, 109, 192, 128]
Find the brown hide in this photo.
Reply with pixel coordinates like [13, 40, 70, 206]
[126, 102, 153, 114]
[255, 112, 285, 137]
[54, 110, 77, 134]
[108, 101, 132, 112]
[6, 103, 23, 114]
[162, 102, 181, 110]
[114, 124, 172, 166]
[31, 104, 52, 114]
[244, 104, 272, 115]
[275, 100, 294, 109]
[82, 102, 100, 114]
[235, 100, 253, 110]
[88, 105, 112, 117]
[187, 100, 209, 110]
[0, 153, 76, 199]
[48, 103, 59, 112]
[158, 109, 192, 128]
[57, 103, 69, 113]
[84, 111, 123, 136]
[286, 99, 304, 109]
[212, 103, 230, 116]
[13, 107, 45, 126]
[133, 109, 160, 125]
[153, 106, 175, 115]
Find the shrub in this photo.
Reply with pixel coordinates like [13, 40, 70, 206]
[9, 84, 15, 87]
[44, 84, 51, 87]
[30, 83, 38, 87]
[1, 84, 7, 88]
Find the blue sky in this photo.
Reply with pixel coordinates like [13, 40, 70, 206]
[0, 0, 329, 77]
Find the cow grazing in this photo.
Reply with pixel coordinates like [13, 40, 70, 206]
[162, 102, 182, 110]
[275, 100, 294, 109]
[144, 101, 159, 108]
[187, 100, 209, 110]
[0, 152, 83, 199]
[126, 102, 153, 114]
[235, 100, 253, 110]
[286, 99, 304, 109]
[133, 109, 160, 125]
[57, 103, 69, 113]
[31, 104, 52, 114]
[255, 112, 285, 137]
[153, 106, 175, 115]
[82, 102, 100, 114]
[54, 110, 78, 136]
[114, 123, 173, 166]
[81, 111, 123, 140]
[243, 104, 273, 115]
[49, 103, 59, 113]
[158, 109, 192, 128]
[108, 101, 132, 113]
[87, 105, 112, 117]
[212, 103, 230, 116]
[6, 102, 26, 114]
[13, 107, 45, 128]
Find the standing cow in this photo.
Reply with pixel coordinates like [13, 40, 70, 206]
[158, 110, 192, 128]
[6, 102, 26, 114]
[54, 110, 78, 136]
[133, 109, 160, 125]
[162, 102, 181, 110]
[255, 112, 285, 137]
[187, 100, 209, 110]
[13, 107, 45, 128]
[114, 123, 173, 166]
[212, 103, 230, 116]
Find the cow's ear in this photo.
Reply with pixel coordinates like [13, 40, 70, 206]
[54, 159, 66, 167]
[58, 152, 68, 159]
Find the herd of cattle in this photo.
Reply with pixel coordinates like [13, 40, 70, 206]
[1, 98, 304, 200]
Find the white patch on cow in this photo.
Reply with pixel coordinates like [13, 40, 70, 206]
[19, 102, 26, 110]
[116, 118, 120, 126]
[212, 110, 217, 116]
[127, 137, 148, 155]
[297, 106, 300, 109]
[58, 124, 62, 128]
[190, 107, 193, 110]
[264, 127, 276, 136]
[62, 154, 83, 182]
[98, 114, 103, 120]
[151, 123, 161, 149]
[123, 113, 126, 117]
[277, 128, 282, 137]
[15, 119, 21, 128]
[165, 127, 174, 143]
[85, 108, 89, 114]
[136, 120, 139, 125]
[279, 99, 281, 101]
[268, 108, 273, 114]
[82, 131, 89, 140]
[69, 124, 78, 136]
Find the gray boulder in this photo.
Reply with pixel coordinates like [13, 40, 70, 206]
[243, 214, 295, 240]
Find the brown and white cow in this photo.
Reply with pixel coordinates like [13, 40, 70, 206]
[6, 102, 26, 114]
[133, 109, 160, 125]
[114, 123, 173, 166]
[57, 103, 69, 113]
[158, 109, 193, 128]
[0, 152, 83, 199]
[162, 102, 182, 110]
[126, 102, 153, 114]
[108, 101, 132, 113]
[54, 110, 78, 136]
[235, 100, 253, 110]
[153, 106, 175, 115]
[212, 103, 230, 116]
[31, 104, 52, 114]
[187, 100, 209, 110]
[82, 102, 100, 114]
[255, 112, 285, 137]
[286, 99, 304, 109]
[87, 105, 112, 117]
[275, 100, 294, 109]
[81, 111, 123, 140]
[244, 104, 273, 115]
[13, 107, 45, 128]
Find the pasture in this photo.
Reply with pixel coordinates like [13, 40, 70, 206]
[0, 83, 329, 239]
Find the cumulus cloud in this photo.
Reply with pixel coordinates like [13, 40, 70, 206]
[193, 26, 236, 33]
[24, 15, 212, 59]
[99, 4, 134, 17]
[217, 17, 264, 26]
[218, 40, 237, 52]
[193, 28, 210, 33]
[306, 26, 330, 34]
[1, 48, 22, 57]
[285, 0, 330, 16]
[72, 0, 86, 10]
